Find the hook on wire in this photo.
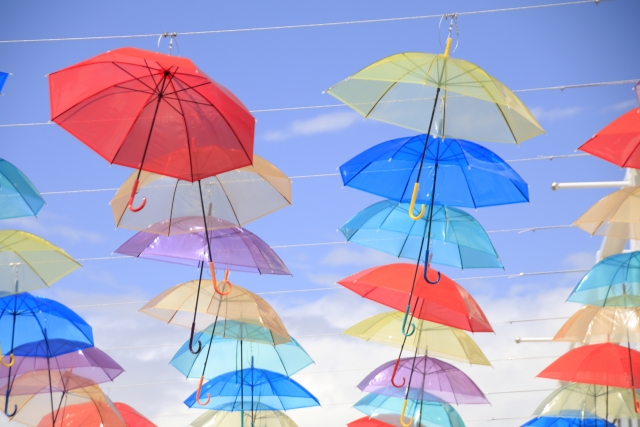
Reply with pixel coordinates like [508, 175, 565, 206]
[438, 12, 459, 55]
[157, 32, 179, 56]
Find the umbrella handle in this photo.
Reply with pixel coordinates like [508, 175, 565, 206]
[128, 179, 147, 212]
[401, 305, 415, 337]
[634, 388, 640, 413]
[195, 375, 210, 406]
[0, 353, 14, 368]
[408, 183, 425, 221]
[189, 322, 202, 355]
[423, 251, 441, 285]
[391, 358, 406, 388]
[211, 263, 232, 296]
[399, 399, 413, 427]
[5, 404, 16, 417]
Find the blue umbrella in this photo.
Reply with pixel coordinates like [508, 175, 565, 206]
[340, 200, 502, 269]
[0, 72, 8, 94]
[0, 158, 46, 220]
[170, 320, 313, 378]
[522, 417, 615, 427]
[568, 251, 640, 307]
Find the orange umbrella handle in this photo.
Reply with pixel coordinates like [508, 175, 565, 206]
[399, 399, 413, 427]
[408, 183, 425, 221]
[195, 375, 210, 406]
[634, 388, 640, 413]
[0, 353, 14, 368]
[211, 263, 231, 295]
[128, 179, 146, 212]
[391, 358, 406, 388]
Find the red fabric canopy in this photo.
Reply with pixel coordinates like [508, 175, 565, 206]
[36, 401, 125, 427]
[48, 48, 255, 182]
[114, 402, 156, 427]
[579, 108, 640, 169]
[537, 342, 640, 388]
[337, 263, 493, 332]
[348, 416, 396, 427]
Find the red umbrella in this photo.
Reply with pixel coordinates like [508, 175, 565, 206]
[537, 342, 640, 411]
[579, 108, 640, 168]
[348, 417, 396, 427]
[337, 263, 492, 333]
[114, 403, 156, 427]
[49, 47, 255, 211]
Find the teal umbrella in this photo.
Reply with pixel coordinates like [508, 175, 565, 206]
[170, 320, 313, 378]
[0, 159, 45, 220]
[340, 200, 502, 269]
[568, 251, 640, 307]
[354, 393, 465, 427]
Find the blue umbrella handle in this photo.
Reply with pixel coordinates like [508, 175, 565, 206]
[401, 305, 415, 337]
[5, 404, 16, 418]
[424, 250, 441, 284]
[408, 183, 425, 221]
[189, 323, 202, 355]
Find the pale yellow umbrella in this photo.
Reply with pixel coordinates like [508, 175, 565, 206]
[191, 408, 297, 427]
[574, 186, 640, 240]
[554, 305, 640, 343]
[344, 311, 491, 366]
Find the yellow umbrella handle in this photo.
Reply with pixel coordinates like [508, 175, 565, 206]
[408, 183, 425, 221]
[127, 179, 147, 212]
[399, 399, 413, 427]
[443, 37, 453, 57]
[0, 354, 14, 368]
[210, 262, 231, 296]
[195, 375, 211, 406]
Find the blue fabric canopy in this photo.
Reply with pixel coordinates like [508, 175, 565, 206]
[522, 417, 615, 427]
[340, 200, 502, 269]
[0, 72, 7, 94]
[0, 293, 93, 357]
[354, 393, 465, 427]
[339, 135, 529, 208]
[184, 367, 320, 411]
[0, 158, 45, 220]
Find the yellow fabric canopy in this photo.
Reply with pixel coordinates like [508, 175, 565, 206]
[554, 305, 640, 343]
[574, 186, 640, 240]
[191, 409, 297, 427]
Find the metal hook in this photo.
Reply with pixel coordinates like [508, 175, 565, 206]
[401, 305, 416, 337]
[157, 32, 179, 55]
[438, 13, 460, 54]
[424, 250, 441, 284]
[189, 322, 202, 354]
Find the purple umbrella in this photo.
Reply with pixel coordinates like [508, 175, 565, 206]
[358, 356, 488, 404]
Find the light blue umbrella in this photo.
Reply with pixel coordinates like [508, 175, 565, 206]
[170, 320, 313, 378]
[340, 200, 502, 269]
[568, 251, 640, 307]
[354, 393, 465, 427]
[0, 159, 45, 220]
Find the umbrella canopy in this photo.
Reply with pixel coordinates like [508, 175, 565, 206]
[348, 417, 399, 427]
[553, 305, 640, 343]
[190, 408, 297, 427]
[522, 417, 615, 427]
[537, 343, 640, 389]
[354, 393, 465, 427]
[0, 159, 45, 220]
[533, 383, 640, 421]
[0, 230, 81, 295]
[340, 200, 502, 269]
[111, 155, 291, 234]
[115, 217, 290, 275]
[49, 47, 255, 183]
[113, 402, 157, 427]
[171, 321, 312, 378]
[183, 367, 320, 410]
[3, 384, 125, 427]
[140, 281, 290, 340]
[567, 251, 640, 307]
[339, 135, 529, 209]
[0, 370, 97, 396]
[338, 264, 493, 332]
[325, 51, 543, 144]
[0, 72, 7, 93]
[578, 108, 640, 169]
[344, 312, 491, 366]
[573, 186, 640, 241]
[358, 356, 488, 404]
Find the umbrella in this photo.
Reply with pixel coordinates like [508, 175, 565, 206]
[2, 384, 125, 427]
[533, 383, 640, 422]
[567, 251, 640, 307]
[344, 312, 491, 366]
[578, 108, 640, 169]
[537, 343, 640, 411]
[553, 305, 640, 343]
[113, 402, 157, 427]
[49, 47, 255, 211]
[354, 393, 465, 427]
[522, 417, 615, 427]
[0, 72, 7, 93]
[111, 155, 291, 233]
[348, 417, 397, 427]
[190, 408, 297, 427]
[573, 187, 640, 241]
[340, 200, 502, 269]
[358, 356, 488, 405]
[0, 230, 81, 296]
[171, 320, 312, 378]
[0, 159, 45, 220]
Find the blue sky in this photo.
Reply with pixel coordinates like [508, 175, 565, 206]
[0, 1, 639, 425]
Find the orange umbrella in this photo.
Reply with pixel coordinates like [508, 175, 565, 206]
[114, 402, 156, 427]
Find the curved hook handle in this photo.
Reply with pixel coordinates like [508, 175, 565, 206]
[5, 404, 17, 417]
[399, 399, 413, 427]
[210, 263, 232, 296]
[401, 305, 415, 337]
[390, 358, 406, 388]
[128, 179, 147, 212]
[634, 388, 640, 413]
[189, 322, 202, 355]
[195, 375, 210, 406]
[424, 250, 441, 285]
[408, 183, 425, 221]
[0, 353, 14, 368]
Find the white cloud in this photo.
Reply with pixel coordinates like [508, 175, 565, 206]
[603, 99, 637, 112]
[264, 111, 360, 141]
[530, 106, 583, 121]
[320, 245, 399, 267]
[2, 216, 105, 244]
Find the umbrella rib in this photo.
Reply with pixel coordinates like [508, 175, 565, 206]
[114, 61, 158, 93]
[166, 76, 194, 181]
[217, 178, 243, 226]
[163, 81, 211, 97]
[143, 59, 160, 88]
